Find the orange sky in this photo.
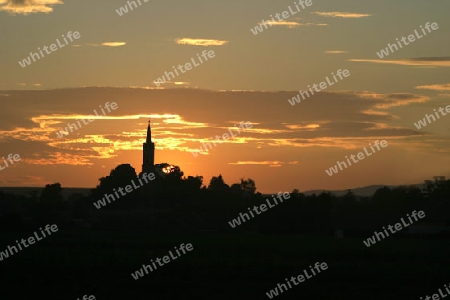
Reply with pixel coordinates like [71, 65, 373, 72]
[1, 0, 450, 192]
[0, 88, 450, 193]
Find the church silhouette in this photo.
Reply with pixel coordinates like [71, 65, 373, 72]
[140, 120, 173, 178]
[142, 120, 155, 174]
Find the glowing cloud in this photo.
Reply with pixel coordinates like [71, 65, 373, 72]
[416, 83, 450, 91]
[0, 0, 63, 15]
[258, 20, 327, 28]
[350, 57, 450, 67]
[285, 124, 321, 130]
[101, 42, 126, 47]
[229, 161, 299, 167]
[261, 20, 301, 28]
[175, 38, 228, 46]
[325, 50, 349, 54]
[313, 12, 371, 18]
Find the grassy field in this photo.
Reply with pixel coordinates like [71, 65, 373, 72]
[1, 230, 449, 299]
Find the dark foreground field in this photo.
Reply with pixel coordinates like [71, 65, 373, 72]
[1, 230, 449, 299]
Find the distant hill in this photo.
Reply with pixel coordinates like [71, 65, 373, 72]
[0, 187, 91, 200]
[303, 183, 426, 197]
[1, 183, 428, 200]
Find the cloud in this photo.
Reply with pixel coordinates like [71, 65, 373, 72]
[353, 91, 429, 109]
[101, 42, 126, 47]
[285, 124, 321, 130]
[127, 85, 160, 90]
[350, 57, 450, 67]
[229, 161, 299, 167]
[312, 12, 371, 18]
[260, 20, 301, 28]
[0, 0, 63, 15]
[325, 50, 349, 54]
[415, 83, 450, 91]
[175, 38, 228, 46]
[73, 42, 127, 47]
[257, 21, 327, 28]
[0, 87, 436, 170]
[23, 153, 94, 166]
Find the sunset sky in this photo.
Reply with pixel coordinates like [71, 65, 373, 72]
[1, 0, 450, 193]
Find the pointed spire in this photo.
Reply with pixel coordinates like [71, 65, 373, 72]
[146, 119, 152, 143]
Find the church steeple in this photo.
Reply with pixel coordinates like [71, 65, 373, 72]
[146, 120, 152, 143]
[142, 119, 155, 173]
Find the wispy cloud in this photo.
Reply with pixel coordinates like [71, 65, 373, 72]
[285, 124, 321, 130]
[229, 161, 299, 167]
[174, 82, 190, 86]
[257, 20, 327, 28]
[0, 113, 210, 164]
[416, 83, 450, 91]
[349, 57, 450, 67]
[325, 50, 349, 54]
[175, 38, 228, 46]
[260, 20, 301, 28]
[0, 0, 64, 15]
[101, 42, 126, 47]
[73, 42, 126, 47]
[354, 92, 430, 109]
[0, 0, 63, 15]
[313, 12, 371, 18]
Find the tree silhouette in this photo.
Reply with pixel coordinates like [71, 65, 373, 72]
[37, 183, 65, 224]
[96, 164, 137, 190]
[208, 174, 230, 194]
[39, 183, 64, 209]
[240, 178, 256, 195]
[342, 189, 356, 206]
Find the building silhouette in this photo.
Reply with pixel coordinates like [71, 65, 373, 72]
[142, 120, 155, 173]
